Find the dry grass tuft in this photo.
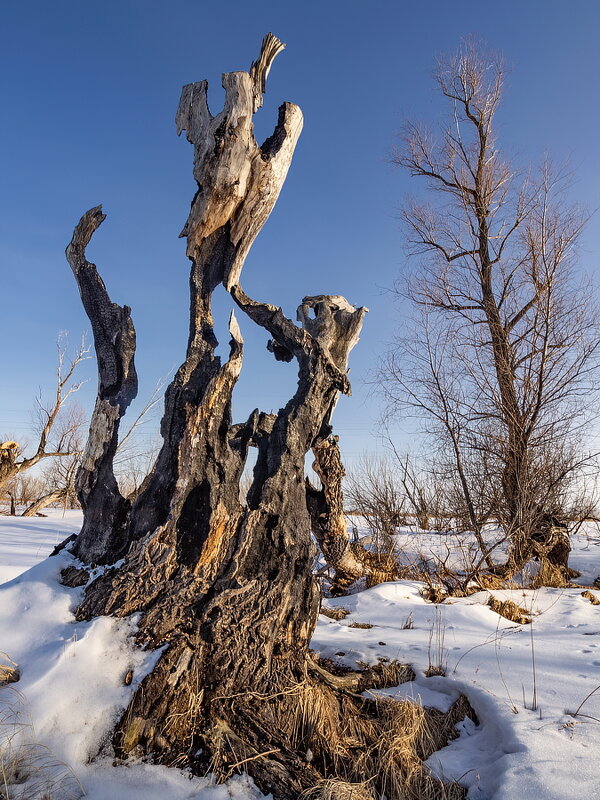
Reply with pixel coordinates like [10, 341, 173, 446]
[0, 742, 84, 800]
[320, 607, 351, 621]
[424, 665, 447, 677]
[348, 622, 374, 629]
[581, 590, 600, 606]
[529, 560, 570, 589]
[401, 612, 415, 629]
[0, 655, 19, 688]
[363, 552, 399, 588]
[283, 671, 470, 800]
[0, 693, 83, 800]
[421, 585, 448, 604]
[487, 597, 532, 625]
[371, 697, 468, 800]
[470, 573, 515, 592]
[420, 571, 519, 603]
[286, 680, 359, 765]
[357, 661, 415, 691]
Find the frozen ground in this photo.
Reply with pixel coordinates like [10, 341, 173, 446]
[1, 512, 600, 798]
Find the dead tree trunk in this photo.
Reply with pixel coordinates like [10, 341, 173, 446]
[64, 35, 466, 800]
[0, 445, 18, 490]
[307, 434, 373, 593]
[22, 489, 67, 517]
[67, 34, 346, 794]
[66, 205, 138, 564]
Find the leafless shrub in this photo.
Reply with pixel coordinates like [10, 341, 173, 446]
[346, 455, 406, 555]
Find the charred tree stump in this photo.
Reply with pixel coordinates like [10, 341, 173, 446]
[64, 35, 464, 800]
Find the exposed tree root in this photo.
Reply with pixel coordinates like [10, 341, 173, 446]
[111, 653, 473, 799]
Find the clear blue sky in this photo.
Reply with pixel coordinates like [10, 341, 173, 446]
[1, 0, 599, 466]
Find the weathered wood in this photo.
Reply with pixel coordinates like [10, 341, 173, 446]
[66, 206, 138, 564]
[59, 35, 463, 800]
[21, 489, 66, 517]
[0, 444, 18, 490]
[307, 435, 370, 592]
[297, 298, 371, 591]
[176, 32, 302, 292]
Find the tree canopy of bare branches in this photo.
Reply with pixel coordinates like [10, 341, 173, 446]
[381, 40, 600, 573]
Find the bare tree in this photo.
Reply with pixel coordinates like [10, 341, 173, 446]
[0, 335, 89, 494]
[381, 317, 497, 566]
[0, 473, 44, 515]
[383, 40, 600, 576]
[21, 405, 87, 516]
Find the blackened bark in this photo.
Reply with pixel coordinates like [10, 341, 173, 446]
[67, 207, 138, 564]
[67, 35, 363, 793]
[307, 434, 370, 592]
[62, 34, 460, 800]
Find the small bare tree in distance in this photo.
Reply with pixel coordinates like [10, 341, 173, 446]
[381, 39, 600, 576]
[0, 335, 89, 498]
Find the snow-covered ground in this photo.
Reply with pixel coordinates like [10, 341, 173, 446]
[0, 509, 82, 584]
[1, 512, 599, 798]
